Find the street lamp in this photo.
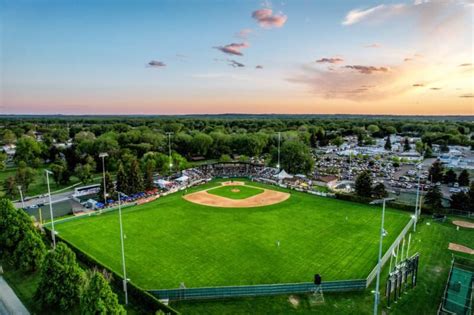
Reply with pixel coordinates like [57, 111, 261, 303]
[413, 170, 421, 232]
[277, 131, 281, 169]
[117, 191, 128, 305]
[45, 170, 56, 248]
[17, 185, 25, 208]
[166, 132, 173, 174]
[99, 153, 109, 209]
[370, 197, 395, 315]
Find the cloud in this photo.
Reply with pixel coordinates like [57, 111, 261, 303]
[148, 60, 166, 67]
[430, 87, 442, 90]
[256, 65, 264, 69]
[316, 57, 344, 64]
[215, 42, 249, 56]
[365, 43, 382, 48]
[252, 8, 287, 28]
[404, 58, 413, 62]
[228, 60, 245, 68]
[459, 93, 474, 98]
[412, 83, 424, 87]
[344, 65, 390, 74]
[342, 4, 405, 25]
[236, 28, 253, 39]
[459, 63, 472, 67]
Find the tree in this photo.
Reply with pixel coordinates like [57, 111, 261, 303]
[450, 191, 468, 211]
[3, 176, 17, 198]
[14, 135, 42, 165]
[35, 242, 86, 311]
[98, 172, 116, 203]
[331, 136, 344, 147]
[367, 124, 380, 136]
[424, 185, 443, 210]
[190, 133, 213, 157]
[13, 229, 46, 272]
[15, 161, 36, 193]
[355, 171, 373, 197]
[80, 271, 125, 315]
[274, 141, 314, 174]
[127, 159, 144, 194]
[458, 170, 470, 187]
[51, 159, 71, 186]
[384, 136, 392, 151]
[443, 169, 457, 185]
[115, 163, 128, 196]
[429, 160, 444, 183]
[0, 198, 34, 255]
[144, 159, 155, 191]
[0, 152, 6, 170]
[468, 183, 474, 212]
[403, 138, 410, 151]
[372, 183, 388, 199]
[424, 146, 433, 158]
[219, 154, 232, 162]
[75, 163, 94, 184]
[2, 129, 17, 145]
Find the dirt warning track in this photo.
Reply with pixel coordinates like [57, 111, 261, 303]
[183, 183, 290, 208]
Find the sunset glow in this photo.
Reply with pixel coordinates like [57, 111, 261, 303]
[1, 0, 473, 115]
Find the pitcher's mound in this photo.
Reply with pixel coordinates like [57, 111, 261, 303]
[231, 188, 240, 193]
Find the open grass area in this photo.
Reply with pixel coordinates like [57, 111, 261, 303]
[54, 179, 410, 291]
[207, 184, 264, 199]
[172, 217, 474, 314]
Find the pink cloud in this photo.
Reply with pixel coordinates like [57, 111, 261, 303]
[236, 28, 253, 39]
[215, 42, 249, 56]
[344, 65, 390, 74]
[252, 8, 287, 28]
[316, 57, 344, 64]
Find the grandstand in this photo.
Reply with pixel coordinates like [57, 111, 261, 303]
[438, 256, 474, 315]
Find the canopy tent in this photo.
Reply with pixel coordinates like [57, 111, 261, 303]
[155, 179, 171, 189]
[175, 175, 189, 182]
[274, 169, 293, 180]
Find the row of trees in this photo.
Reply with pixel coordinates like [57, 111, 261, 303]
[429, 161, 470, 186]
[354, 171, 388, 199]
[0, 199, 125, 313]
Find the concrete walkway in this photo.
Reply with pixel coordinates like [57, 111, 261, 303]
[0, 277, 29, 315]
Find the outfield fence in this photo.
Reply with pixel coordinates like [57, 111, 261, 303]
[149, 279, 367, 301]
[366, 217, 415, 287]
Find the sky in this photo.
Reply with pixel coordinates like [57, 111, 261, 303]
[0, 0, 473, 115]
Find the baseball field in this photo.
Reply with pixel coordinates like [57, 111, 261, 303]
[54, 179, 410, 290]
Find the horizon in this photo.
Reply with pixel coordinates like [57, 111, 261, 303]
[1, 0, 473, 115]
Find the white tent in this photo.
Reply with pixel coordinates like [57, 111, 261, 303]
[274, 169, 293, 180]
[175, 175, 189, 182]
[155, 179, 171, 188]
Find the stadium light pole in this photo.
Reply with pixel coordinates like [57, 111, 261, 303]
[117, 191, 128, 305]
[45, 170, 56, 248]
[17, 185, 25, 208]
[370, 197, 395, 315]
[99, 152, 109, 209]
[166, 132, 173, 174]
[277, 131, 281, 169]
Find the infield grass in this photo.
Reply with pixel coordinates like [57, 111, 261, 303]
[207, 184, 264, 199]
[54, 179, 410, 290]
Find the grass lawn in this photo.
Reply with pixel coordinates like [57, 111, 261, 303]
[207, 184, 264, 199]
[172, 217, 474, 314]
[54, 179, 410, 290]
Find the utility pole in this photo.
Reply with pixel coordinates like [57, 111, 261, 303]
[166, 132, 173, 174]
[277, 131, 281, 169]
[17, 185, 25, 208]
[117, 191, 128, 305]
[99, 153, 109, 209]
[370, 197, 395, 315]
[45, 170, 56, 248]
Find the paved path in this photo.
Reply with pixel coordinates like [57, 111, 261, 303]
[0, 277, 29, 315]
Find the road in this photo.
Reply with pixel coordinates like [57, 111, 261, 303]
[14, 190, 73, 209]
[0, 276, 30, 315]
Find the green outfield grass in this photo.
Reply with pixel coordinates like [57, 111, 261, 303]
[54, 179, 410, 290]
[207, 184, 264, 199]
